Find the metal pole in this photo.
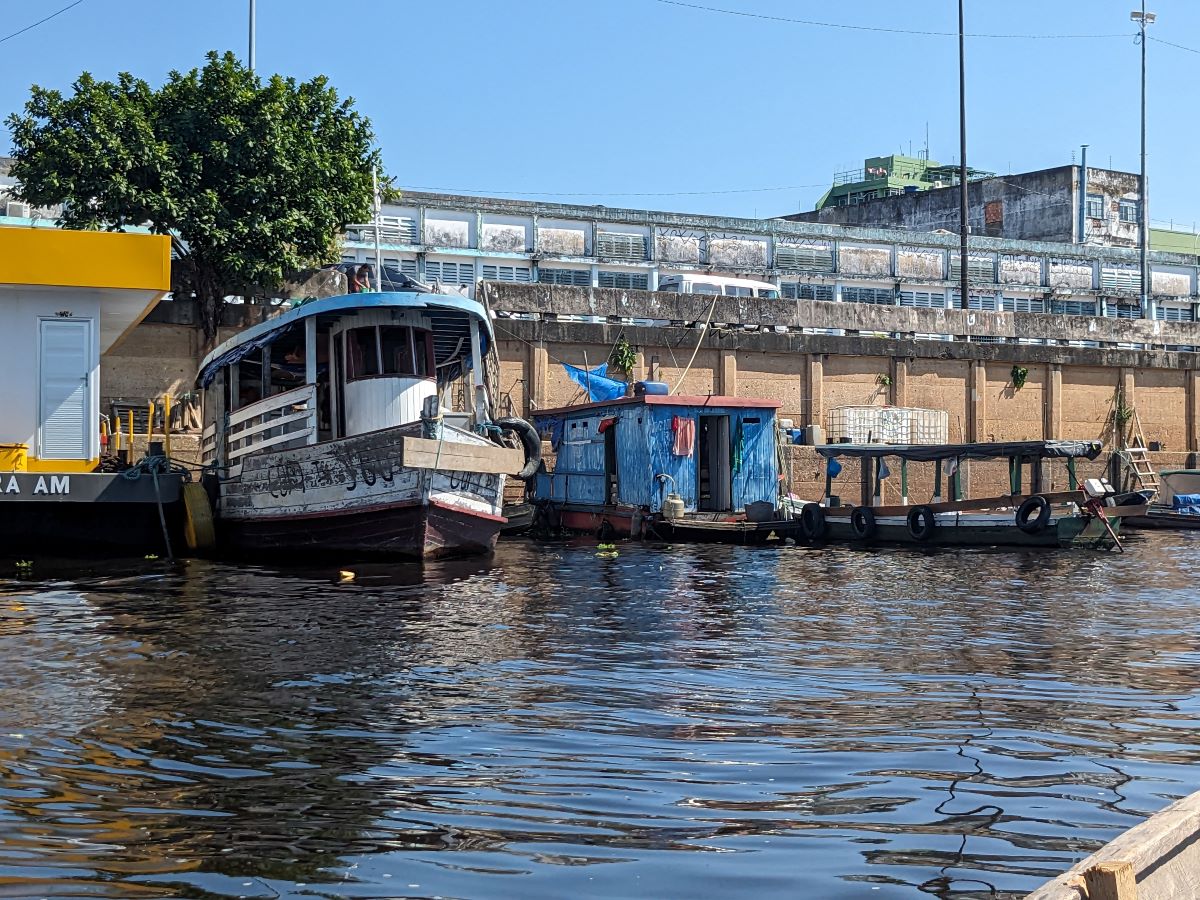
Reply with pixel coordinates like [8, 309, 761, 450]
[958, 0, 969, 310]
[1078, 144, 1088, 244]
[372, 168, 383, 291]
[249, 0, 256, 71]
[1139, 1, 1149, 316]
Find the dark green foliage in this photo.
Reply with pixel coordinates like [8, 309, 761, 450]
[6, 51, 378, 341]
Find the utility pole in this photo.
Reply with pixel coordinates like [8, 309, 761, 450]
[1132, 4, 1155, 316]
[249, 0, 257, 72]
[958, 0, 969, 310]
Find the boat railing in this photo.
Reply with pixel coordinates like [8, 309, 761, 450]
[220, 384, 318, 463]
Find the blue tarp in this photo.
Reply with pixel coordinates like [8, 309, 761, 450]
[563, 363, 626, 403]
[1173, 493, 1200, 515]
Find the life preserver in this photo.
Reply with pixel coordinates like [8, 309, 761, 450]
[906, 505, 937, 542]
[850, 506, 877, 540]
[800, 503, 827, 541]
[1015, 495, 1052, 534]
[495, 416, 542, 481]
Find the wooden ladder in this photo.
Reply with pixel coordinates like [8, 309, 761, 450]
[1119, 409, 1159, 495]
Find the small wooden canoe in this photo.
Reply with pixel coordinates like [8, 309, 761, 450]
[1025, 790, 1200, 899]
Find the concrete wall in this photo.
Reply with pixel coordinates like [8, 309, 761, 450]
[788, 166, 1081, 242]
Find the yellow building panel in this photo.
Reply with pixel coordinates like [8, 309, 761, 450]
[0, 228, 170, 291]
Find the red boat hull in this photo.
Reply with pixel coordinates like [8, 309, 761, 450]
[219, 499, 502, 560]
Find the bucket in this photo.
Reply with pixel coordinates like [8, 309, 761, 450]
[0, 444, 28, 472]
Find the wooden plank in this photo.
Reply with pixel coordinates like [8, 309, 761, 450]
[402, 436, 524, 475]
[1025, 790, 1200, 900]
[825, 490, 1084, 518]
[228, 427, 313, 461]
[1083, 862, 1138, 900]
[228, 409, 314, 444]
[228, 384, 314, 428]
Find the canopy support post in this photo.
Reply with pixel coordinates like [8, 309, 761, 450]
[900, 459, 909, 504]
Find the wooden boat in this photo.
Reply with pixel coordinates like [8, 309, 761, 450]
[804, 440, 1146, 550]
[196, 290, 537, 559]
[531, 393, 798, 544]
[1026, 789, 1200, 899]
[1122, 469, 1200, 530]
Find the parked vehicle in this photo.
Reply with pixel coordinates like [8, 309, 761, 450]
[657, 273, 780, 299]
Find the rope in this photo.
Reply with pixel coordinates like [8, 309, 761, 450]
[668, 295, 719, 396]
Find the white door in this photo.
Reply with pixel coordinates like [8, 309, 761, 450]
[38, 319, 92, 460]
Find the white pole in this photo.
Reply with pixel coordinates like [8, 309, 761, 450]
[248, 0, 256, 72]
[372, 168, 383, 291]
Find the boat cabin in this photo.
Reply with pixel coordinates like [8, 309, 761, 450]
[533, 395, 781, 515]
[0, 227, 170, 473]
[197, 291, 493, 467]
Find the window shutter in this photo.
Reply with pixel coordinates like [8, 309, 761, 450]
[596, 232, 647, 261]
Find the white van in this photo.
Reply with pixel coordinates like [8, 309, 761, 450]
[658, 273, 780, 299]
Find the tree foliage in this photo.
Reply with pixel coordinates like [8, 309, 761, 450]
[6, 51, 378, 342]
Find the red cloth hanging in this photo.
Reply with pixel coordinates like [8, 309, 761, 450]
[672, 416, 695, 457]
[598, 417, 617, 433]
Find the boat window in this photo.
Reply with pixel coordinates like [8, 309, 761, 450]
[379, 326, 434, 378]
[758, 289, 780, 299]
[724, 285, 753, 297]
[346, 327, 380, 380]
[691, 283, 720, 296]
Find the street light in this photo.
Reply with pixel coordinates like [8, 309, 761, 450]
[1131, 5, 1155, 315]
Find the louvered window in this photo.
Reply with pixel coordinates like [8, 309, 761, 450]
[595, 232, 647, 261]
[378, 216, 419, 243]
[899, 291, 946, 309]
[538, 268, 591, 286]
[1155, 305, 1195, 322]
[1002, 296, 1045, 313]
[379, 259, 417, 289]
[968, 335, 1003, 344]
[843, 286, 895, 306]
[481, 264, 531, 283]
[424, 260, 475, 285]
[598, 271, 649, 290]
[1106, 304, 1143, 320]
[956, 293, 998, 311]
[782, 282, 834, 301]
[948, 255, 995, 283]
[1100, 266, 1141, 293]
[1050, 300, 1096, 316]
[775, 244, 835, 273]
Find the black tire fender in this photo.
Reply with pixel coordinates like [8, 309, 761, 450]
[850, 506, 877, 540]
[1015, 495, 1052, 534]
[906, 505, 937, 542]
[496, 416, 542, 481]
[800, 502, 827, 541]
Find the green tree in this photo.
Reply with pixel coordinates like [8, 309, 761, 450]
[6, 51, 378, 343]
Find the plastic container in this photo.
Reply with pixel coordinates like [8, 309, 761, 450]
[0, 444, 28, 472]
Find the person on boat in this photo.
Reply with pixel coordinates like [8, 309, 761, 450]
[350, 264, 373, 293]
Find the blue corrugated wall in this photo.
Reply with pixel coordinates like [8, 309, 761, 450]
[536, 402, 777, 513]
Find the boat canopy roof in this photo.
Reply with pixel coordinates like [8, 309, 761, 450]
[196, 291, 492, 388]
[816, 439, 1103, 462]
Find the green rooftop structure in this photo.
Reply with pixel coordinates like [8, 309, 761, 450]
[816, 154, 994, 210]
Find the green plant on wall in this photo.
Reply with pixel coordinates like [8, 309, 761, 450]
[609, 336, 637, 375]
[1115, 396, 1135, 430]
[1010, 366, 1028, 391]
[876, 373, 892, 387]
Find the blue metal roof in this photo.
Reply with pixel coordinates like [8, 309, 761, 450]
[196, 291, 493, 388]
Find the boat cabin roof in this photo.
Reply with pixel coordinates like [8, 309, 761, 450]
[817, 439, 1103, 462]
[196, 291, 493, 388]
[535, 395, 782, 418]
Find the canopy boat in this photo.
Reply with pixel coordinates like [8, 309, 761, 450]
[800, 440, 1146, 550]
[196, 290, 537, 559]
[531, 392, 798, 545]
[1122, 469, 1200, 530]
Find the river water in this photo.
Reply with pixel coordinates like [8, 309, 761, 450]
[0, 533, 1198, 899]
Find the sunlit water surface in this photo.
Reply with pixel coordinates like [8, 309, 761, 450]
[0, 532, 1198, 899]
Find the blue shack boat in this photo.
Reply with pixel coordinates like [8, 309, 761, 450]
[532, 394, 794, 543]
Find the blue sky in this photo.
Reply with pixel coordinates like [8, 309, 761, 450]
[2, 1, 1199, 226]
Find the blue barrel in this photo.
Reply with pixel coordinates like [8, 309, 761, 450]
[635, 381, 670, 396]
